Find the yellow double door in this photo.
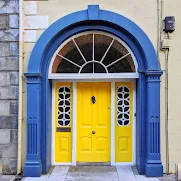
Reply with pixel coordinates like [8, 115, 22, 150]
[54, 82, 133, 163]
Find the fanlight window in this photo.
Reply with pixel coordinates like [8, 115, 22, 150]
[51, 32, 136, 74]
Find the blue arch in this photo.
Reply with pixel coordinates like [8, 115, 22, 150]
[24, 5, 163, 177]
[28, 5, 160, 72]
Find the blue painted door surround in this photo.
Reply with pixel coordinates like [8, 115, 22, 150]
[24, 5, 163, 177]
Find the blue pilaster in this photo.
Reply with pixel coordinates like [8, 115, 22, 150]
[136, 73, 146, 174]
[145, 70, 163, 177]
[23, 73, 42, 177]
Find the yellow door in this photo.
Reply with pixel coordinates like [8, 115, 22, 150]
[54, 82, 72, 162]
[115, 82, 133, 162]
[77, 82, 111, 162]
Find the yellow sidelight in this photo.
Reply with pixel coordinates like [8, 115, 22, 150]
[77, 82, 111, 162]
[115, 82, 133, 162]
[54, 82, 72, 163]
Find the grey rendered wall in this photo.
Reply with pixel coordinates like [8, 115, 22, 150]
[0, 0, 19, 174]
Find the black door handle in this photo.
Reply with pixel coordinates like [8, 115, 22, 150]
[91, 96, 96, 104]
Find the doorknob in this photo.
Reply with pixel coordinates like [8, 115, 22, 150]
[92, 130, 96, 134]
[91, 96, 96, 104]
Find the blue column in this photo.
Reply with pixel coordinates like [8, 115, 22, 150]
[145, 70, 163, 177]
[136, 74, 146, 174]
[23, 73, 42, 177]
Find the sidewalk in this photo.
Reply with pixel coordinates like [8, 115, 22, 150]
[21, 166, 174, 181]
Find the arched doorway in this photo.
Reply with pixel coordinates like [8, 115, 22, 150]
[24, 5, 163, 177]
[49, 31, 137, 165]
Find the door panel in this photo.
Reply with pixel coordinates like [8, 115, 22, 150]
[77, 82, 110, 162]
[115, 82, 133, 162]
[54, 82, 72, 163]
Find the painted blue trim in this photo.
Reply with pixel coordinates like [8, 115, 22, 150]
[24, 73, 42, 77]
[24, 74, 42, 177]
[88, 5, 99, 20]
[24, 5, 163, 177]
[145, 70, 163, 177]
[136, 74, 146, 174]
[28, 5, 160, 72]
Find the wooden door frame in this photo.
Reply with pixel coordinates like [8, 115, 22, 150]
[51, 79, 136, 166]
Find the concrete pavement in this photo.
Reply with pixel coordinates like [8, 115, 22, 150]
[0, 166, 174, 181]
[21, 166, 172, 181]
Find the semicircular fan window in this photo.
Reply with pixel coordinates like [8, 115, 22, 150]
[52, 32, 135, 73]
[58, 86, 71, 127]
[117, 86, 130, 126]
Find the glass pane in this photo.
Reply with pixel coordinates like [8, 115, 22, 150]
[56, 57, 79, 73]
[53, 40, 82, 73]
[94, 62, 107, 73]
[64, 41, 85, 66]
[107, 54, 135, 73]
[94, 34, 112, 61]
[102, 40, 129, 66]
[112, 39, 129, 56]
[81, 63, 93, 73]
[74, 34, 93, 61]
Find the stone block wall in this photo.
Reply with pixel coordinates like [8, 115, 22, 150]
[0, 0, 19, 174]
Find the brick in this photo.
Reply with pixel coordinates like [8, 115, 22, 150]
[0, 29, 19, 41]
[0, 86, 18, 99]
[0, 0, 19, 14]
[9, 159, 17, 174]
[0, 100, 10, 116]
[0, 15, 8, 29]
[0, 43, 9, 57]
[0, 116, 18, 129]
[0, 144, 3, 157]
[0, 72, 10, 86]
[0, 57, 19, 71]
[10, 72, 18, 85]
[2, 142, 17, 158]
[9, 15, 19, 28]
[10, 129, 18, 143]
[0, 130, 10, 144]
[10, 42, 19, 56]
[2, 158, 17, 174]
[0, 160, 2, 173]
[10, 101, 18, 114]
